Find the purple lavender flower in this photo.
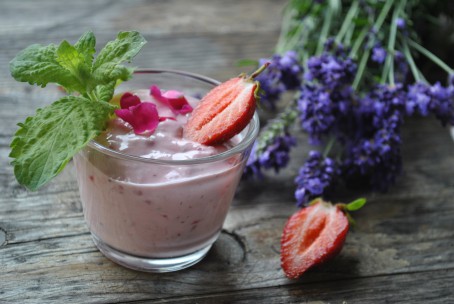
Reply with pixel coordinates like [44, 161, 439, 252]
[342, 84, 406, 191]
[256, 51, 303, 109]
[406, 82, 431, 116]
[343, 112, 402, 191]
[294, 151, 339, 207]
[258, 134, 297, 172]
[299, 50, 356, 144]
[297, 85, 337, 144]
[305, 53, 356, 90]
[372, 45, 386, 64]
[358, 83, 406, 130]
[243, 142, 264, 179]
[430, 83, 454, 126]
[278, 51, 303, 90]
[406, 82, 454, 126]
[243, 133, 297, 179]
[323, 38, 347, 57]
[396, 18, 406, 29]
[256, 58, 285, 109]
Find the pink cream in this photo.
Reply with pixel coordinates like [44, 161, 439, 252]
[73, 90, 244, 258]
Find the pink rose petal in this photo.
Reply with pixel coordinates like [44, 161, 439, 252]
[115, 102, 160, 134]
[150, 85, 193, 115]
[120, 92, 141, 109]
[162, 90, 183, 99]
[159, 116, 177, 122]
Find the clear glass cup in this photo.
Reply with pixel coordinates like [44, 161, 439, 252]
[73, 69, 259, 272]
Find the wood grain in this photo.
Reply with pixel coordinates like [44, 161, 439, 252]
[1, 0, 454, 303]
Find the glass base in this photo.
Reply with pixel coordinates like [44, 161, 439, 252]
[91, 234, 211, 272]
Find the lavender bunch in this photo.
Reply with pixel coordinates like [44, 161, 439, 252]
[244, 0, 454, 206]
[244, 106, 298, 179]
[254, 51, 303, 110]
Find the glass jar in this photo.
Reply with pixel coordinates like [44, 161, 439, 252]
[73, 69, 259, 272]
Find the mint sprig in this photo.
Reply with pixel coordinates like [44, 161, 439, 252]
[9, 31, 147, 190]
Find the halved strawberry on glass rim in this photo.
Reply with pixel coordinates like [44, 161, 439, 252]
[183, 63, 269, 145]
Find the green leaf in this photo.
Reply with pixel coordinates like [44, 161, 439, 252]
[74, 31, 96, 65]
[93, 31, 146, 70]
[57, 40, 84, 73]
[10, 44, 84, 92]
[56, 40, 91, 91]
[92, 81, 117, 102]
[90, 31, 145, 90]
[91, 62, 134, 84]
[9, 31, 147, 190]
[346, 198, 367, 211]
[10, 96, 115, 190]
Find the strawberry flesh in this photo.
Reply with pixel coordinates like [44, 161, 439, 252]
[183, 77, 257, 145]
[280, 199, 349, 279]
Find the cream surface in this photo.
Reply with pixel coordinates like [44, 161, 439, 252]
[98, 89, 230, 161]
[74, 89, 245, 258]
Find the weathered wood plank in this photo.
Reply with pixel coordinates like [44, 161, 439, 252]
[1, 228, 453, 303]
[129, 269, 454, 304]
[0, 0, 285, 38]
[0, 0, 284, 85]
[1, 0, 454, 303]
[1, 177, 454, 302]
[0, 31, 279, 84]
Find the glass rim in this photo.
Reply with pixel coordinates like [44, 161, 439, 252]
[87, 68, 260, 165]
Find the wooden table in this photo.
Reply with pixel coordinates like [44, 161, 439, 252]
[1, 1, 453, 303]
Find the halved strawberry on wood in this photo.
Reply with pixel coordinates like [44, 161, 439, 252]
[183, 63, 269, 145]
[281, 198, 366, 279]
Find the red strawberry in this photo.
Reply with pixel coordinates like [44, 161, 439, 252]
[280, 198, 350, 279]
[183, 64, 269, 145]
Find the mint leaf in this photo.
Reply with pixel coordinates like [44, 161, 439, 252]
[10, 44, 84, 92]
[88, 31, 145, 91]
[56, 40, 91, 91]
[10, 31, 147, 190]
[93, 81, 116, 102]
[92, 62, 133, 84]
[93, 31, 146, 72]
[57, 40, 85, 73]
[74, 31, 96, 64]
[10, 96, 115, 190]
